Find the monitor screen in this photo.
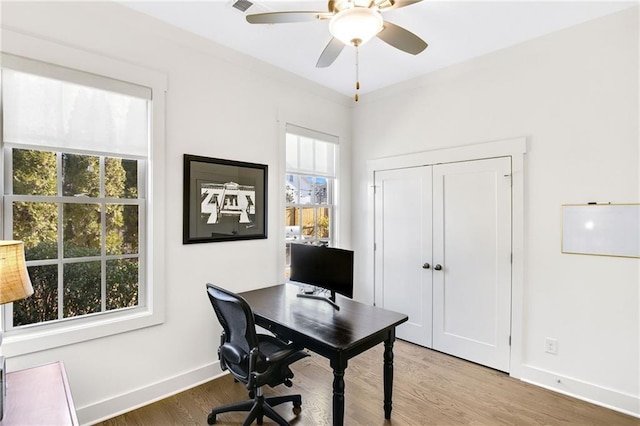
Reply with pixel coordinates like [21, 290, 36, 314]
[289, 244, 354, 299]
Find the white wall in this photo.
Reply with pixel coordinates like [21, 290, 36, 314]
[352, 6, 639, 416]
[0, 2, 352, 424]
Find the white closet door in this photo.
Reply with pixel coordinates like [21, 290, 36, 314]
[432, 157, 512, 372]
[374, 167, 433, 347]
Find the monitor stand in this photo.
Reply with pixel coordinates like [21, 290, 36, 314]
[297, 289, 340, 310]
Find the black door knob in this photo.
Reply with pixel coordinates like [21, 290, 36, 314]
[422, 263, 430, 269]
[434, 264, 443, 271]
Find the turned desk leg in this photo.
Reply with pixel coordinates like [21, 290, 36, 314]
[383, 331, 396, 419]
[330, 358, 347, 426]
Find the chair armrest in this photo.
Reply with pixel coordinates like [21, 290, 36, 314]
[266, 346, 306, 364]
[220, 343, 247, 365]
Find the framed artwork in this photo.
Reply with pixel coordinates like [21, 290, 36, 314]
[183, 154, 268, 244]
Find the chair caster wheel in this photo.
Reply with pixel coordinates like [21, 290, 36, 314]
[207, 413, 217, 424]
[293, 405, 302, 415]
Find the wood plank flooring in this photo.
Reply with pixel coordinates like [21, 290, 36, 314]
[98, 340, 638, 425]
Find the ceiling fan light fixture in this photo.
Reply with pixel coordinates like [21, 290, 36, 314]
[329, 7, 383, 46]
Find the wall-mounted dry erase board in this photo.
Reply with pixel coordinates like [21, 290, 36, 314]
[562, 204, 640, 258]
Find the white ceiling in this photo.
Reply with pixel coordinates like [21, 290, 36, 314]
[120, 1, 637, 96]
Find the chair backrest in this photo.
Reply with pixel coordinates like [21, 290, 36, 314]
[206, 284, 260, 361]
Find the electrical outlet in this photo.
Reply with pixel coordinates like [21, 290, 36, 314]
[545, 338, 558, 354]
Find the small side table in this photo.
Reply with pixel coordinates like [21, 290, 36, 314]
[0, 361, 78, 425]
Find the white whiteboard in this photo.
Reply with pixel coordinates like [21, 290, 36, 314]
[562, 204, 640, 258]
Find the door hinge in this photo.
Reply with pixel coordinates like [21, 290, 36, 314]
[510, 253, 513, 264]
[374, 242, 377, 251]
[509, 335, 512, 346]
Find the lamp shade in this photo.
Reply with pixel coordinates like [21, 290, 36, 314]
[329, 7, 384, 46]
[0, 241, 34, 304]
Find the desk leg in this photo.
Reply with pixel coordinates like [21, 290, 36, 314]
[330, 358, 347, 426]
[383, 330, 396, 419]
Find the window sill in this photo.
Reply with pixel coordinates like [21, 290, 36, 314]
[1, 307, 164, 357]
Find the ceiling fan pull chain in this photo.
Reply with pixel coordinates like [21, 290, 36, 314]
[355, 44, 360, 102]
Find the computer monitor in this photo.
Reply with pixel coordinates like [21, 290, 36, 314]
[289, 243, 354, 308]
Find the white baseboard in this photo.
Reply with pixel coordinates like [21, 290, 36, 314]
[79, 361, 225, 425]
[520, 364, 639, 418]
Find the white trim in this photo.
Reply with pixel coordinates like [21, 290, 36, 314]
[520, 364, 640, 418]
[368, 137, 527, 172]
[367, 137, 527, 377]
[81, 361, 224, 425]
[0, 28, 168, 357]
[2, 309, 159, 357]
[509, 148, 525, 379]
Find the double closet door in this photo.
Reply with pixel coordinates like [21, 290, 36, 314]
[374, 157, 512, 372]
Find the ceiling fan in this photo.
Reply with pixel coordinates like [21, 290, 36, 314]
[245, 0, 427, 99]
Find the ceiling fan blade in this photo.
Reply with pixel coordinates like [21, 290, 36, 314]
[377, 21, 428, 55]
[246, 11, 331, 24]
[376, 0, 422, 11]
[316, 38, 345, 68]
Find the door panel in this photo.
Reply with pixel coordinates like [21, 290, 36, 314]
[432, 157, 512, 372]
[374, 167, 433, 347]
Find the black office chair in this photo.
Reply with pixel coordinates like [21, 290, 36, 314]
[206, 284, 309, 426]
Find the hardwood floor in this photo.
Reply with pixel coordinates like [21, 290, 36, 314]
[98, 340, 638, 425]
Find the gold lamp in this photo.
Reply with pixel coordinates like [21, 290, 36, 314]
[0, 241, 34, 344]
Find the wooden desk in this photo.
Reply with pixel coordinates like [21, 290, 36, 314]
[240, 284, 408, 426]
[0, 361, 78, 425]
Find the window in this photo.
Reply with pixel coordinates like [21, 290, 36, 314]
[284, 125, 338, 277]
[0, 49, 165, 355]
[6, 148, 143, 327]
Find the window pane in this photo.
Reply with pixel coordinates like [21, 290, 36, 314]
[317, 207, 331, 239]
[286, 134, 298, 170]
[62, 153, 99, 197]
[299, 175, 314, 205]
[106, 204, 138, 255]
[285, 174, 299, 204]
[107, 258, 139, 310]
[299, 137, 314, 171]
[63, 203, 101, 257]
[315, 177, 328, 204]
[12, 149, 57, 196]
[285, 207, 300, 241]
[64, 261, 101, 318]
[13, 264, 58, 326]
[301, 207, 316, 240]
[105, 158, 138, 198]
[13, 202, 59, 260]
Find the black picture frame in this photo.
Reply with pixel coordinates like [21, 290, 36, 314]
[183, 154, 268, 244]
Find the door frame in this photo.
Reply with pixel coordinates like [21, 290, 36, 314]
[367, 137, 526, 379]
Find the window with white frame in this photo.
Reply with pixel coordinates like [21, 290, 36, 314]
[284, 125, 338, 278]
[1, 54, 153, 335]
